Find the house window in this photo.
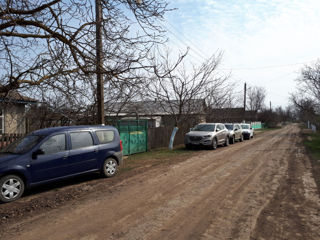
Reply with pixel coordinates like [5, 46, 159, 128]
[0, 109, 4, 134]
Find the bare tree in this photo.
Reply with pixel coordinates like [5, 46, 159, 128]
[295, 60, 320, 108]
[0, 0, 172, 121]
[246, 86, 266, 112]
[290, 60, 320, 127]
[146, 49, 230, 127]
[273, 106, 295, 123]
[290, 95, 318, 123]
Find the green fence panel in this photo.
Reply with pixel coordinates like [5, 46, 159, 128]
[251, 121, 262, 129]
[117, 119, 148, 155]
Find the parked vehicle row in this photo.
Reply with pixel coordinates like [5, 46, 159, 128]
[184, 122, 254, 149]
[0, 122, 254, 203]
[0, 125, 123, 203]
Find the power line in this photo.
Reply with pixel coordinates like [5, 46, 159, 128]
[220, 59, 318, 71]
[156, 19, 209, 62]
[164, 19, 210, 59]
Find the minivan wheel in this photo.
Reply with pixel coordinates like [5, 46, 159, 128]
[0, 175, 25, 203]
[102, 158, 118, 178]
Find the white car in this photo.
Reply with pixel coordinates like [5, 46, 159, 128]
[241, 123, 254, 140]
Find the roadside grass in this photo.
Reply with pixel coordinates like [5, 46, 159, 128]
[303, 131, 320, 160]
[119, 145, 203, 174]
[302, 129, 320, 194]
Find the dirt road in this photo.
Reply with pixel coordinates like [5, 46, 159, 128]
[1, 124, 320, 239]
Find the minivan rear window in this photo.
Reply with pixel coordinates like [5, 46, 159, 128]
[96, 130, 114, 144]
[70, 132, 93, 149]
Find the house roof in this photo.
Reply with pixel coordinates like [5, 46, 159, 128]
[106, 99, 207, 116]
[0, 91, 37, 104]
[31, 125, 116, 136]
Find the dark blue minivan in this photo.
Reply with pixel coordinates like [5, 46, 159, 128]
[0, 125, 123, 203]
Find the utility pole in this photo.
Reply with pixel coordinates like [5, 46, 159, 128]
[95, 0, 142, 125]
[244, 82, 247, 110]
[270, 101, 272, 111]
[242, 82, 247, 123]
[96, 0, 104, 125]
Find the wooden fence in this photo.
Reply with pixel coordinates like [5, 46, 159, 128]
[0, 127, 191, 152]
[0, 133, 23, 150]
[148, 125, 191, 150]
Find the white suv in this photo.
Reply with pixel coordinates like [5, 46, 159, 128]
[241, 123, 254, 140]
[185, 123, 229, 150]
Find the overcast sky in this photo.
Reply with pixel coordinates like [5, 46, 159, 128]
[164, 0, 320, 108]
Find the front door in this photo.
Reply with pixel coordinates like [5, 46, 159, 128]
[30, 134, 69, 183]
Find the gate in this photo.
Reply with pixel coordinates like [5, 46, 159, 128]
[251, 121, 262, 129]
[116, 119, 148, 155]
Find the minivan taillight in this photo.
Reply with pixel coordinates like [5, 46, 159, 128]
[120, 140, 123, 151]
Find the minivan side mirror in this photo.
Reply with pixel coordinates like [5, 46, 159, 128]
[32, 149, 45, 159]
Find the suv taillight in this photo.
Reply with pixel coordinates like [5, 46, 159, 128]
[120, 140, 123, 151]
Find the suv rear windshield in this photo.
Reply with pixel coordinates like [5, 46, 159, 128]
[225, 124, 233, 130]
[241, 125, 250, 129]
[193, 124, 215, 131]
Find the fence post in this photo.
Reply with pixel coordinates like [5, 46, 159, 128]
[169, 127, 179, 150]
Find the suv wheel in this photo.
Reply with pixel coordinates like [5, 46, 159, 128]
[230, 136, 235, 144]
[211, 138, 217, 150]
[101, 158, 118, 178]
[0, 175, 25, 203]
[224, 137, 229, 147]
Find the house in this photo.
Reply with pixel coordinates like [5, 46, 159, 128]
[0, 91, 37, 135]
[206, 107, 258, 123]
[105, 99, 207, 128]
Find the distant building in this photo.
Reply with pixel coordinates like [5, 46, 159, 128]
[206, 107, 258, 123]
[105, 99, 207, 127]
[0, 91, 37, 134]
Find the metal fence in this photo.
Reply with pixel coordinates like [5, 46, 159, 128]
[250, 121, 263, 129]
[116, 119, 148, 155]
[0, 133, 23, 150]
